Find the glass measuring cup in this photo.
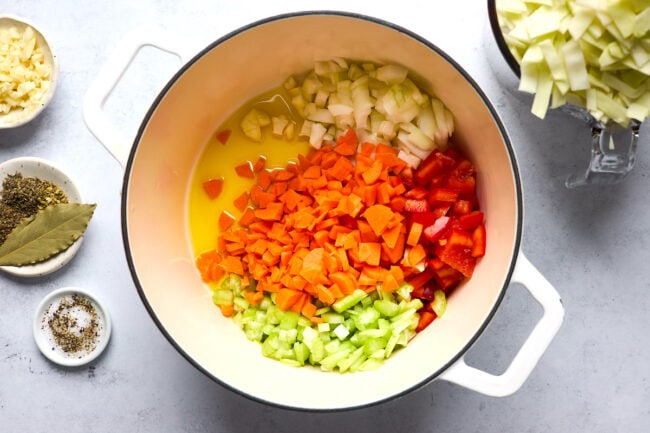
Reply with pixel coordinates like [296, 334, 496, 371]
[486, 0, 643, 188]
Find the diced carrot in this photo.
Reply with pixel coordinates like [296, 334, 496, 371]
[334, 128, 358, 156]
[219, 211, 236, 231]
[362, 204, 394, 237]
[275, 288, 303, 311]
[216, 129, 231, 144]
[253, 202, 284, 221]
[219, 304, 235, 317]
[407, 222, 423, 246]
[257, 170, 272, 190]
[222, 256, 244, 275]
[361, 159, 383, 184]
[235, 161, 255, 178]
[202, 178, 224, 200]
[244, 290, 264, 306]
[233, 191, 249, 212]
[359, 242, 381, 266]
[253, 155, 267, 172]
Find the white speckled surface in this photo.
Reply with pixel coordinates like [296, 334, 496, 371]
[1, 1, 649, 431]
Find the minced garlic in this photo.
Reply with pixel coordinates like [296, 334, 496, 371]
[0, 25, 52, 117]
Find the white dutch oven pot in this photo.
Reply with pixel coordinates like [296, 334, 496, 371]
[83, 12, 564, 411]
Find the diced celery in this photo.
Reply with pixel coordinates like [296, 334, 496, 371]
[212, 289, 233, 306]
[332, 323, 350, 340]
[431, 290, 447, 317]
[352, 308, 381, 331]
[373, 299, 400, 317]
[332, 289, 367, 313]
[278, 310, 300, 330]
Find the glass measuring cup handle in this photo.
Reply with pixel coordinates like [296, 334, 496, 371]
[565, 115, 641, 188]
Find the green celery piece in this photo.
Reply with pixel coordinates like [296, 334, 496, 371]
[293, 342, 310, 365]
[373, 299, 400, 317]
[332, 289, 368, 313]
[220, 274, 241, 292]
[212, 289, 233, 306]
[431, 290, 448, 317]
[337, 346, 366, 373]
[352, 307, 381, 331]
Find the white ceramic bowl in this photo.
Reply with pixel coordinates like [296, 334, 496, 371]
[33, 287, 111, 367]
[0, 157, 84, 277]
[0, 15, 57, 128]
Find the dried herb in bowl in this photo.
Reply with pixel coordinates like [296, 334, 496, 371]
[0, 171, 96, 267]
[0, 172, 68, 244]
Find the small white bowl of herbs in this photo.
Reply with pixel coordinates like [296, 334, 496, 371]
[0, 157, 96, 277]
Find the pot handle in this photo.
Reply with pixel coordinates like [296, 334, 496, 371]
[438, 251, 564, 396]
[82, 26, 193, 167]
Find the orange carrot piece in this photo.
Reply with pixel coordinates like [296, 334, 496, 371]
[359, 242, 381, 266]
[276, 288, 303, 311]
[244, 290, 264, 306]
[362, 204, 394, 237]
[361, 159, 383, 184]
[202, 178, 224, 200]
[219, 211, 236, 231]
[222, 256, 244, 275]
[253, 202, 284, 221]
[238, 207, 256, 227]
[381, 222, 403, 250]
[233, 191, 250, 212]
[334, 128, 359, 156]
[216, 129, 231, 144]
[257, 169, 272, 190]
[253, 155, 267, 172]
[235, 161, 254, 178]
[407, 222, 423, 246]
[219, 303, 235, 317]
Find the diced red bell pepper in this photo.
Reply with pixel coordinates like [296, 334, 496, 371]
[406, 268, 436, 290]
[423, 216, 450, 242]
[437, 228, 476, 277]
[411, 281, 437, 301]
[458, 210, 484, 230]
[414, 151, 445, 186]
[415, 310, 437, 332]
[471, 224, 486, 257]
[404, 198, 430, 213]
[404, 186, 429, 200]
[429, 188, 459, 203]
[433, 263, 464, 290]
[452, 199, 474, 215]
[446, 160, 476, 194]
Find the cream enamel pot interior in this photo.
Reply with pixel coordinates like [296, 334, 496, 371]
[83, 12, 564, 411]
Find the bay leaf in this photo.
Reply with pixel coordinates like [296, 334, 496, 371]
[0, 203, 97, 266]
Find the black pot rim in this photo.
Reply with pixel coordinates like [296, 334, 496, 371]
[121, 9, 524, 412]
[487, 0, 522, 77]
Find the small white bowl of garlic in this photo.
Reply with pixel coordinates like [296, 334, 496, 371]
[0, 15, 57, 129]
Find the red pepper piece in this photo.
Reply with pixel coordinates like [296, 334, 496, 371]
[404, 198, 429, 213]
[437, 228, 476, 277]
[429, 188, 459, 203]
[415, 310, 437, 332]
[423, 216, 450, 242]
[471, 224, 486, 257]
[458, 211, 484, 230]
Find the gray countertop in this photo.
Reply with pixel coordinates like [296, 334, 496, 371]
[2, 1, 649, 432]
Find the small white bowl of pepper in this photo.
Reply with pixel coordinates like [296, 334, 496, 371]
[0, 157, 96, 277]
[33, 286, 111, 367]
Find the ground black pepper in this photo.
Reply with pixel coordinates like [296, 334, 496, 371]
[43, 293, 101, 357]
[0, 172, 68, 244]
